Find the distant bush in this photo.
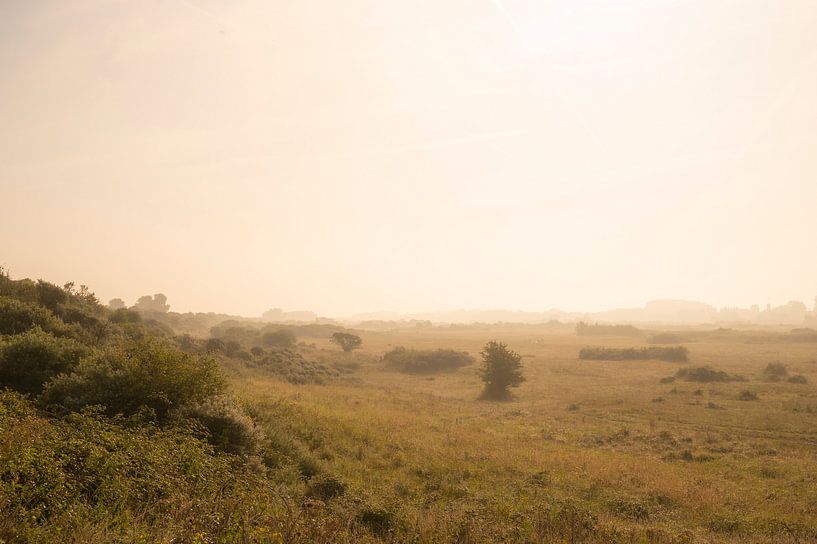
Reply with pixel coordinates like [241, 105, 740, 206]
[763, 362, 788, 381]
[479, 340, 525, 400]
[383, 346, 474, 374]
[330, 332, 362, 352]
[576, 322, 641, 337]
[249, 349, 338, 384]
[787, 374, 808, 384]
[109, 307, 142, 324]
[0, 329, 88, 394]
[40, 338, 226, 421]
[659, 376, 676, 384]
[261, 329, 296, 348]
[177, 396, 261, 455]
[676, 366, 742, 383]
[737, 390, 759, 401]
[579, 346, 688, 362]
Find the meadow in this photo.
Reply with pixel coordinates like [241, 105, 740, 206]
[234, 324, 817, 542]
[3, 273, 817, 543]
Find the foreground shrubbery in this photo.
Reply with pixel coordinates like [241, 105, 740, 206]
[40, 338, 225, 420]
[579, 346, 688, 362]
[383, 346, 474, 374]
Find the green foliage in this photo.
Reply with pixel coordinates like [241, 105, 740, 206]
[261, 328, 297, 348]
[0, 391, 287, 543]
[330, 332, 362, 352]
[108, 308, 142, 324]
[177, 396, 261, 455]
[382, 346, 474, 374]
[579, 346, 688, 362]
[479, 340, 525, 400]
[0, 296, 71, 337]
[0, 329, 88, 394]
[40, 338, 226, 421]
[249, 348, 338, 384]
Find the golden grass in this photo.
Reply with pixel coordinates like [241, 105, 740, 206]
[237, 325, 817, 542]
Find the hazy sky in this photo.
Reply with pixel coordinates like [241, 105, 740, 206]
[2, 1, 816, 316]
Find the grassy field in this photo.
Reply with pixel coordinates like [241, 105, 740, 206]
[235, 325, 817, 542]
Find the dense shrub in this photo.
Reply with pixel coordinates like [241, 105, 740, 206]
[249, 349, 338, 384]
[579, 346, 688, 362]
[0, 296, 71, 337]
[383, 346, 474, 374]
[330, 332, 362, 352]
[40, 338, 226, 420]
[177, 396, 261, 455]
[261, 328, 297, 348]
[676, 366, 743, 382]
[0, 391, 286, 543]
[737, 390, 759, 401]
[788, 374, 808, 384]
[479, 340, 525, 400]
[0, 329, 88, 394]
[763, 362, 788, 380]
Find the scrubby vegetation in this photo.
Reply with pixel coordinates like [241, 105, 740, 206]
[2, 267, 817, 542]
[763, 362, 788, 381]
[579, 345, 689, 362]
[676, 366, 745, 382]
[382, 346, 474, 374]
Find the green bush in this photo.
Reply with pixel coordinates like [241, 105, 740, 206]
[0, 296, 71, 337]
[261, 329, 297, 348]
[383, 346, 474, 374]
[0, 329, 88, 394]
[40, 338, 226, 420]
[479, 340, 525, 400]
[177, 396, 261, 455]
[0, 391, 281, 542]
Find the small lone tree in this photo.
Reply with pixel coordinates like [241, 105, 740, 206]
[330, 332, 362, 352]
[479, 340, 525, 400]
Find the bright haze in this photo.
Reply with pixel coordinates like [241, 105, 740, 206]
[1, 1, 816, 317]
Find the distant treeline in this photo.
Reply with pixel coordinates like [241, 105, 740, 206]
[575, 322, 642, 337]
[579, 346, 688, 362]
[383, 346, 474, 374]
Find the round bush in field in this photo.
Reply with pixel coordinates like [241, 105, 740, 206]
[0, 329, 88, 394]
